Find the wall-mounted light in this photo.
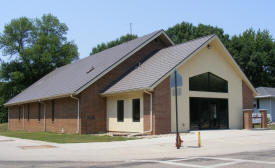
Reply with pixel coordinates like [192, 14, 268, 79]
[207, 44, 211, 49]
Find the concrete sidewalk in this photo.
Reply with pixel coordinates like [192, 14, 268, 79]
[1, 129, 275, 162]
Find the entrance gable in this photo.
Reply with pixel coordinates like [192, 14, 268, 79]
[171, 39, 244, 131]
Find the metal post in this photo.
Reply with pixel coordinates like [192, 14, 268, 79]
[175, 71, 180, 149]
[198, 131, 201, 147]
[23, 105, 24, 130]
[44, 104, 46, 132]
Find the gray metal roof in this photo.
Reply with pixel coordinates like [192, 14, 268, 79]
[5, 30, 164, 105]
[256, 87, 275, 97]
[103, 34, 215, 94]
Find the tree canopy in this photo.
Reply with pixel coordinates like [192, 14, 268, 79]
[228, 29, 275, 87]
[0, 14, 78, 123]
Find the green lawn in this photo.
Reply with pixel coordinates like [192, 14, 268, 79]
[0, 123, 136, 143]
[253, 124, 275, 129]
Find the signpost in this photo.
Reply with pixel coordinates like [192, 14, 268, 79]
[170, 70, 183, 149]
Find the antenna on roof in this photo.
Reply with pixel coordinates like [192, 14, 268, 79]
[130, 23, 132, 35]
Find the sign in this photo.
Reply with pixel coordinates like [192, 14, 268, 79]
[170, 70, 183, 88]
[252, 113, 261, 124]
[170, 70, 183, 96]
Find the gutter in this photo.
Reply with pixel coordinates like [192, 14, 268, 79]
[5, 93, 72, 107]
[39, 101, 46, 132]
[71, 95, 80, 134]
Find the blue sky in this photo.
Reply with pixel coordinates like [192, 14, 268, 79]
[0, 0, 275, 59]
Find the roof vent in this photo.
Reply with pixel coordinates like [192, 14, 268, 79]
[86, 66, 95, 74]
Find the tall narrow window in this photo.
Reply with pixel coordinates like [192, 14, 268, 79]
[132, 99, 140, 122]
[18, 106, 21, 120]
[38, 103, 41, 121]
[27, 104, 30, 121]
[257, 99, 260, 109]
[117, 100, 124, 122]
[52, 100, 55, 122]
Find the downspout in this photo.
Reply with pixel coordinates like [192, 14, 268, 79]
[269, 97, 273, 122]
[71, 95, 80, 134]
[22, 105, 24, 130]
[39, 101, 46, 132]
[143, 91, 153, 134]
[8, 108, 9, 130]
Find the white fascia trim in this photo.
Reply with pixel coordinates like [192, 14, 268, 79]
[162, 31, 175, 45]
[149, 35, 216, 90]
[101, 87, 148, 97]
[256, 95, 275, 98]
[4, 93, 73, 107]
[75, 30, 174, 95]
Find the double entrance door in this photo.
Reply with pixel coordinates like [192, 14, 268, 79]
[190, 97, 228, 130]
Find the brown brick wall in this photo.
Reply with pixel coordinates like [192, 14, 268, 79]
[79, 38, 168, 134]
[8, 97, 78, 134]
[152, 77, 171, 134]
[8, 106, 23, 131]
[242, 80, 254, 109]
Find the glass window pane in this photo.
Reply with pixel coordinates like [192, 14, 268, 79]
[117, 100, 124, 122]
[132, 99, 140, 122]
[189, 72, 228, 93]
[189, 73, 208, 91]
[209, 73, 228, 92]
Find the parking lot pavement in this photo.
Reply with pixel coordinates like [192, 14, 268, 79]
[130, 150, 275, 168]
[1, 150, 275, 168]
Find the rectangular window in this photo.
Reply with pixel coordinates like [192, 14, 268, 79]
[52, 100, 55, 122]
[18, 106, 21, 120]
[132, 99, 140, 122]
[38, 103, 41, 121]
[27, 104, 30, 121]
[257, 99, 260, 109]
[117, 100, 124, 122]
